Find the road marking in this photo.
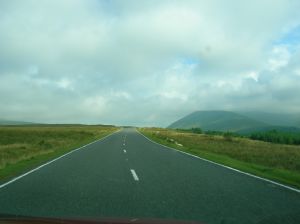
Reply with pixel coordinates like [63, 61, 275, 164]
[130, 169, 139, 181]
[0, 130, 121, 190]
[123, 149, 127, 153]
[123, 143, 125, 146]
[137, 129, 300, 193]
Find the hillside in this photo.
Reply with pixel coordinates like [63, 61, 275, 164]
[168, 111, 267, 132]
[239, 111, 300, 128]
[0, 119, 35, 125]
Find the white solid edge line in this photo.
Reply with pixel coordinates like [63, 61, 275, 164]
[0, 129, 121, 190]
[130, 169, 139, 181]
[136, 129, 300, 193]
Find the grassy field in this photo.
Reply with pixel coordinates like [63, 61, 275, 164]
[139, 127, 300, 189]
[0, 125, 118, 181]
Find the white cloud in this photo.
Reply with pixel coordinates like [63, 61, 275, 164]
[0, 0, 300, 125]
[57, 78, 73, 90]
[83, 96, 107, 113]
[267, 45, 291, 72]
[245, 71, 260, 82]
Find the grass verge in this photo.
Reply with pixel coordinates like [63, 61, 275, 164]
[139, 127, 300, 189]
[0, 125, 118, 182]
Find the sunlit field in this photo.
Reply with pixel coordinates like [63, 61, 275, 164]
[0, 125, 118, 180]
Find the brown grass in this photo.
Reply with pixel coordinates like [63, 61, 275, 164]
[0, 125, 118, 178]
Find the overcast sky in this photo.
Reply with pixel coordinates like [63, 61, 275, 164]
[0, 0, 300, 126]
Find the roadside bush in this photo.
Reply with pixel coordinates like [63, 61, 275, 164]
[250, 130, 300, 145]
[223, 132, 234, 141]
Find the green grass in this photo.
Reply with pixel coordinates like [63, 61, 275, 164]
[0, 125, 118, 181]
[139, 127, 300, 189]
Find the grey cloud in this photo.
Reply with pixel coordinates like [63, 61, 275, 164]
[0, 0, 300, 126]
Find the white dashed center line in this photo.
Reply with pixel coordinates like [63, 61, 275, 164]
[130, 169, 139, 181]
[123, 149, 127, 153]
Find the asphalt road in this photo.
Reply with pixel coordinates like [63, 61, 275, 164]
[0, 128, 299, 224]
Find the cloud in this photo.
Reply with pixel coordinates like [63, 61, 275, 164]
[0, 0, 300, 126]
[267, 45, 291, 72]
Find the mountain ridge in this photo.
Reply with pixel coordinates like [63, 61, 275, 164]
[168, 110, 300, 133]
[0, 119, 36, 125]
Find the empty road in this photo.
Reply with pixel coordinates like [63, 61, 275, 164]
[0, 128, 299, 224]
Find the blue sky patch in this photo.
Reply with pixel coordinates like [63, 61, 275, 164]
[275, 25, 300, 46]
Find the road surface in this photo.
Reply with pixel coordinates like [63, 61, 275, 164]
[0, 128, 299, 224]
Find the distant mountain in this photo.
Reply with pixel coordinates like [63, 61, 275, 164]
[238, 111, 300, 128]
[0, 119, 35, 125]
[168, 111, 300, 133]
[168, 111, 268, 132]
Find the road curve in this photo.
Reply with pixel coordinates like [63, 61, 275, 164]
[0, 128, 299, 224]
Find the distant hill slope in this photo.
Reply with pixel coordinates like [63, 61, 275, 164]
[168, 111, 268, 132]
[238, 111, 300, 128]
[0, 119, 35, 125]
